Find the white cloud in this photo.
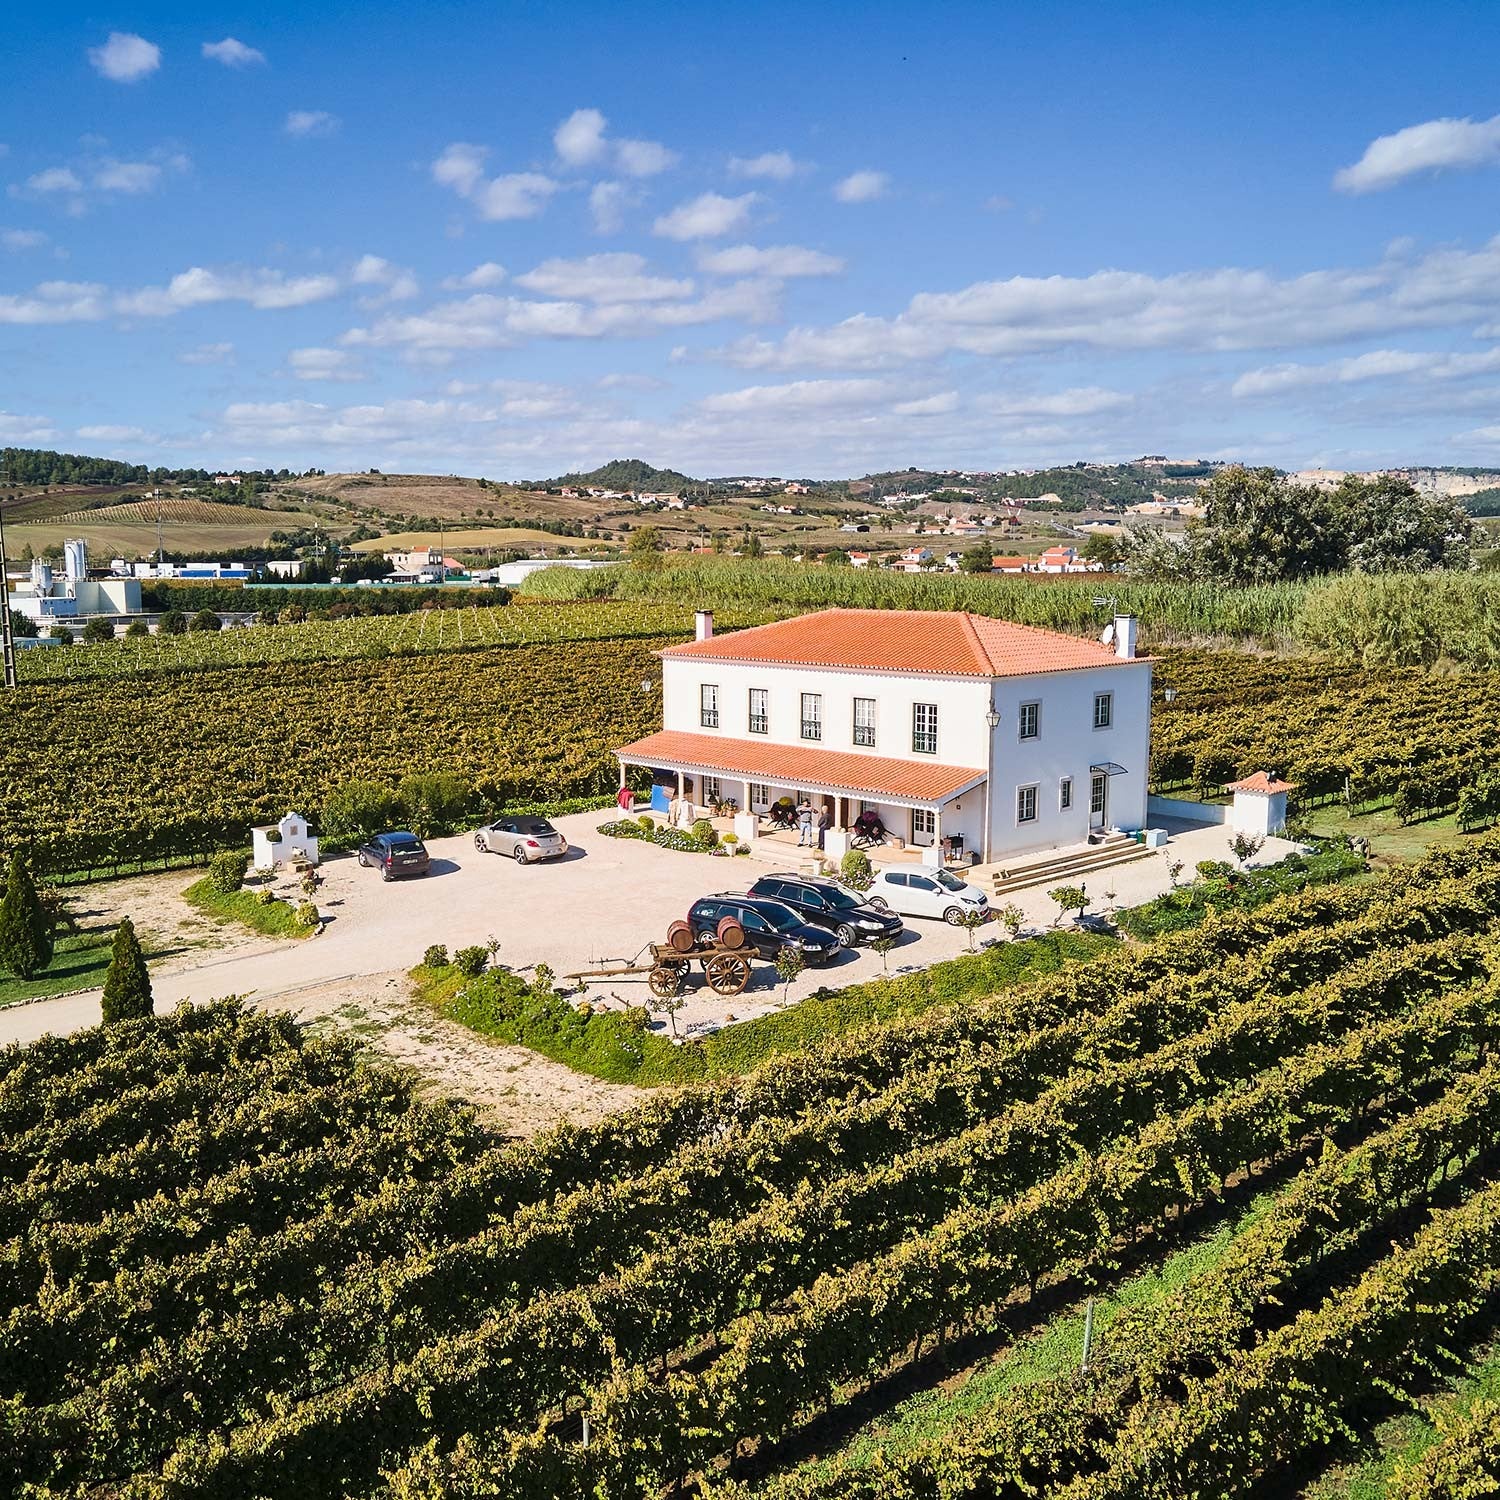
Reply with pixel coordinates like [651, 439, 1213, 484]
[26, 168, 83, 195]
[1, 229, 47, 250]
[88, 33, 161, 83]
[432, 142, 488, 195]
[1335, 114, 1500, 194]
[554, 107, 677, 176]
[285, 110, 339, 138]
[711, 235, 1500, 369]
[891, 392, 960, 417]
[1233, 346, 1500, 397]
[93, 160, 162, 194]
[114, 266, 343, 317]
[344, 278, 779, 354]
[615, 138, 678, 177]
[179, 341, 235, 365]
[554, 108, 608, 166]
[202, 37, 266, 67]
[430, 142, 557, 221]
[698, 377, 897, 414]
[288, 347, 362, 381]
[589, 181, 632, 234]
[472, 173, 557, 221]
[0, 281, 108, 325]
[652, 191, 757, 241]
[696, 243, 844, 277]
[515, 253, 693, 303]
[833, 169, 889, 203]
[350, 253, 419, 303]
[728, 151, 804, 180]
[984, 387, 1132, 418]
[441, 261, 507, 291]
[77, 423, 155, 442]
[0, 410, 58, 441]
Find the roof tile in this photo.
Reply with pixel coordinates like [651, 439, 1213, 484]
[663, 607, 1138, 678]
[615, 729, 985, 803]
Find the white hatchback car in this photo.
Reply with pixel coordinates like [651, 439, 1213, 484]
[866, 866, 990, 924]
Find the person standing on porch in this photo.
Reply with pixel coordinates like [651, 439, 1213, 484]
[817, 804, 830, 851]
[668, 790, 681, 828]
[797, 798, 814, 846]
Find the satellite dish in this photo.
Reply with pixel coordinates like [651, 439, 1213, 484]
[1099, 623, 1115, 646]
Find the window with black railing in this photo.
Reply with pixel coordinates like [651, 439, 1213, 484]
[912, 702, 938, 754]
[748, 687, 768, 734]
[853, 696, 876, 747]
[700, 684, 719, 728]
[801, 692, 822, 741]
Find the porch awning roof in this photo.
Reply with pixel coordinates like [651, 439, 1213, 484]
[1090, 761, 1130, 776]
[616, 729, 986, 806]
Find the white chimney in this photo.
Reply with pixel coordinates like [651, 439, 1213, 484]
[1113, 613, 1138, 660]
[695, 609, 714, 642]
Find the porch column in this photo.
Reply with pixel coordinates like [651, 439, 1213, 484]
[677, 769, 685, 799]
[618, 761, 627, 789]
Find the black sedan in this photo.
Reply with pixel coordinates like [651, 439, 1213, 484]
[686, 894, 841, 965]
[356, 831, 431, 880]
[747, 873, 904, 947]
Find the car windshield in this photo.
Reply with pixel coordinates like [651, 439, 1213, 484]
[933, 869, 968, 891]
[519, 819, 556, 835]
[747, 899, 808, 931]
[820, 885, 866, 910]
[387, 834, 422, 851]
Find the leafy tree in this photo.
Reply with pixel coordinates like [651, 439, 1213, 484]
[959, 542, 994, 573]
[124, 619, 150, 637]
[157, 609, 188, 635]
[100, 916, 153, 1022]
[1334, 475, 1476, 573]
[398, 772, 473, 837]
[627, 525, 666, 571]
[8, 608, 38, 640]
[0, 853, 53, 980]
[869, 933, 897, 973]
[49, 625, 74, 645]
[190, 608, 222, 632]
[1228, 831, 1266, 868]
[1081, 531, 1123, 569]
[1048, 883, 1090, 927]
[774, 946, 805, 1006]
[996, 902, 1025, 940]
[957, 906, 989, 950]
[81, 618, 115, 644]
[321, 779, 403, 845]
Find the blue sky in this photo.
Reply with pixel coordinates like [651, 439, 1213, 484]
[3, 1, 1500, 477]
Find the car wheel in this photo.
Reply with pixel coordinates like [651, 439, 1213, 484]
[512, 845, 527, 863]
[382, 871, 393, 883]
[836, 923, 858, 948]
[357, 851, 368, 867]
[943, 906, 964, 925]
[869, 895, 889, 910]
[474, 834, 486, 852]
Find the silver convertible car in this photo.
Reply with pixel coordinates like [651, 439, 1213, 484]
[473, 815, 569, 863]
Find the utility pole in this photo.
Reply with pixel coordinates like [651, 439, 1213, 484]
[0, 470, 17, 689]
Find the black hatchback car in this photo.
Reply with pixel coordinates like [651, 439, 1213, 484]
[746, 873, 904, 947]
[356, 831, 431, 880]
[686, 894, 841, 965]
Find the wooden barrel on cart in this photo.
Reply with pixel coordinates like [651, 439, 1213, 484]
[666, 919, 696, 954]
[716, 915, 747, 951]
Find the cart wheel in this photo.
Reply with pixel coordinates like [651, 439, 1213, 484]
[705, 953, 751, 995]
[649, 962, 686, 998]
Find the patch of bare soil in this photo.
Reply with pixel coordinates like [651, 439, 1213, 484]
[268, 971, 645, 1138]
[62, 869, 270, 972]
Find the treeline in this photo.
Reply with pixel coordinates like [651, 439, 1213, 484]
[0, 448, 307, 489]
[140, 581, 509, 614]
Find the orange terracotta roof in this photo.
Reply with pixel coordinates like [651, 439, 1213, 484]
[664, 607, 1140, 678]
[1225, 770, 1298, 794]
[615, 729, 986, 804]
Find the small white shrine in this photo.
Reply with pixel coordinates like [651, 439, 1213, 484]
[251, 811, 320, 871]
[1225, 771, 1297, 837]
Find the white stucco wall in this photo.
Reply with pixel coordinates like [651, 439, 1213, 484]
[986, 659, 1153, 859]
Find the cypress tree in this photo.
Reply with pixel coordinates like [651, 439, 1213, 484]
[0, 853, 53, 981]
[100, 917, 153, 1023]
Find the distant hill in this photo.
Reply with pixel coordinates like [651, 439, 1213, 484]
[543, 458, 699, 493]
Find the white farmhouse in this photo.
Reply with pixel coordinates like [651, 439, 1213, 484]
[616, 608, 1152, 865]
